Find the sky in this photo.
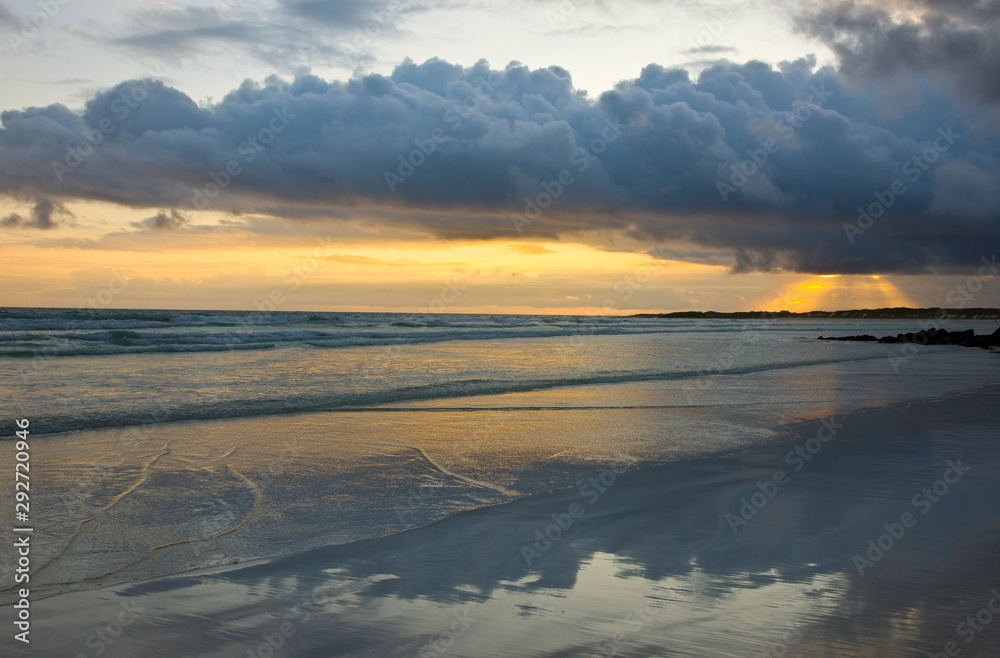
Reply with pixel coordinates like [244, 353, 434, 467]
[1, 0, 999, 313]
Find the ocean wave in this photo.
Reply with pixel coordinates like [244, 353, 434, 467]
[0, 323, 673, 358]
[13, 356, 878, 436]
[0, 309, 821, 358]
[0, 342, 274, 358]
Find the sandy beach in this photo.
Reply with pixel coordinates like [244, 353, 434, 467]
[12, 381, 1000, 657]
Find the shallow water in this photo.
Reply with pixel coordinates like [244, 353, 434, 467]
[3, 336, 997, 601]
[12, 386, 1000, 657]
[4, 309, 997, 435]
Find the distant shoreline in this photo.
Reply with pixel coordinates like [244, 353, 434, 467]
[2, 306, 1000, 319]
[631, 307, 1000, 320]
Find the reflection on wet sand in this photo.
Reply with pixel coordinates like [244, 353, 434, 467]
[21, 386, 1000, 657]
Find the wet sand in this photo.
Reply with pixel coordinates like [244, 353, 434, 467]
[12, 383, 1000, 657]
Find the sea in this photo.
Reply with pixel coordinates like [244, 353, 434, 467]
[2, 307, 1000, 657]
[4, 307, 998, 436]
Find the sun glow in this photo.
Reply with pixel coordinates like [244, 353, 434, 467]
[0, 200, 931, 313]
[768, 275, 916, 311]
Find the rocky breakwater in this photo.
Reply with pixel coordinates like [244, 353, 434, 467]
[818, 326, 1000, 349]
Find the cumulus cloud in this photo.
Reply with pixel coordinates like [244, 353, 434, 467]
[1, 198, 72, 229]
[0, 55, 998, 273]
[795, 0, 1000, 104]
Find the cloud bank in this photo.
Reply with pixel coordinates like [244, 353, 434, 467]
[1, 51, 998, 274]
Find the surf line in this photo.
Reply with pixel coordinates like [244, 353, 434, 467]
[389, 444, 515, 497]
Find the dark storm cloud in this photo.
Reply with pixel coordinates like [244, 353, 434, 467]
[1, 197, 71, 229]
[795, 0, 1000, 104]
[1, 57, 998, 273]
